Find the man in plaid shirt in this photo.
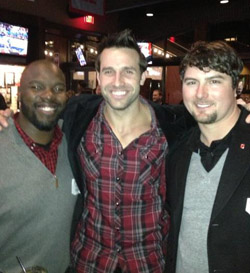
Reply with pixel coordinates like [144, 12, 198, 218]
[63, 29, 188, 273]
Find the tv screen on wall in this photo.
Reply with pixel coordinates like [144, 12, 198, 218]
[0, 21, 28, 56]
[137, 42, 152, 64]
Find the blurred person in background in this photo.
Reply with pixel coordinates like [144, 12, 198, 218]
[152, 89, 164, 105]
[75, 80, 92, 95]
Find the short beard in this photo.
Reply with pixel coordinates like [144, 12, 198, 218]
[192, 112, 217, 124]
[21, 100, 60, 131]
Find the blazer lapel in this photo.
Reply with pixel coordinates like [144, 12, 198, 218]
[211, 119, 250, 221]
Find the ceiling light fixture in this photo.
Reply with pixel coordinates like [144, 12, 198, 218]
[220, 0, 229, 4]
[146, 13, 154, 17]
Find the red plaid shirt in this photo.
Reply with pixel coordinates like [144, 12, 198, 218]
[13, 113, 62, 175]
[72, 99, 169, 273]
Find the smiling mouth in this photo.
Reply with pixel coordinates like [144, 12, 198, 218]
[112, 91, 126, 96]
[196, 101, 214, 109]
[197, 104, 210, 108]
[36, 104, 57, 114]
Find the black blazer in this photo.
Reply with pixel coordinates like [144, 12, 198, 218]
[166, 108, 250, 273]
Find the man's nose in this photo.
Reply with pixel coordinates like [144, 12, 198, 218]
[41, 87, 53, 99]
[114, 72, 124, 86]
[196, 83, 208, 99]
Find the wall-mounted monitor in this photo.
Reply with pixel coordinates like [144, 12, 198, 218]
[137, 42, 153, 64]
[0, 22, 28, 56]
[75, 47, 87, 66]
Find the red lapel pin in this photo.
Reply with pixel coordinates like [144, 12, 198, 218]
[240, 143, 245, 149]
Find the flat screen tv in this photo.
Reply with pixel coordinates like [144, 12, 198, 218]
[137, 42, 153, 64]
[75, 47, 87, 66]
[0, 21, 28, 56]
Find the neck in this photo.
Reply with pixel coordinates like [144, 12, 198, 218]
[199, 106, 240, 147]
[104, 99, 151, 148]
[104, 99, 146, 129]
[17, 113, 54, 145]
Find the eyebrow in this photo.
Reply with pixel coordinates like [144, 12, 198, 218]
[28, 81, 65, 86]
[101, 67, 113, 72]
[184, 74, 226, 82]
[101, 66, 137, 72]
[205, 74, 226, 81]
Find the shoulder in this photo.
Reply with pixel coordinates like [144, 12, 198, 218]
[148, 101, 195, 147]
[62, 94, 103, 137]
[66, 94, 103, 108]
[63, 94, 103, 120]
[234, 107, 250, 133]
[148, 100, 186, 122]
[168, 126, 197, 157]
[0, 119, 19, 150]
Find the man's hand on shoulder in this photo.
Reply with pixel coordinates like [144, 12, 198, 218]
[0, 109, 14, 131]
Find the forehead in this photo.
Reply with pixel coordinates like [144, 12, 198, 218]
[24, 63, 65, 83]
[99, 47, 140, 69]
[184, 66, 228, 79]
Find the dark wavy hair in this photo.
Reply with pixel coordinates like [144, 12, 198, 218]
[179, 40, 243, 89]
[95, 29, 147, 74]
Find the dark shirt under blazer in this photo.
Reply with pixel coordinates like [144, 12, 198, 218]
[166, 108, 250, 273]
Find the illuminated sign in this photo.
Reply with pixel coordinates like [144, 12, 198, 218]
[84, 15, 94, 24]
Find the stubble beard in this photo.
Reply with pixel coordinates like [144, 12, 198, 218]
[20, 99, 62, 131]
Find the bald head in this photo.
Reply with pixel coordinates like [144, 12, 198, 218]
[18, 59, 67, 133]
[20, 60, 65, 91]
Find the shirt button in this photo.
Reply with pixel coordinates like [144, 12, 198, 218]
[118, 151, 122, 155]
[116, 177, 120, 182]
[116, 202, 120, 206]
[115, 226, 120, 231]
[116, 247, 121, 253]
[30, 144, 35, 150]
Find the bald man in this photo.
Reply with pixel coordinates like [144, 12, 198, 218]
[0, 60, 77, 273]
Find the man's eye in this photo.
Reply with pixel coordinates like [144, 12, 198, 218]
[54, 86, 66, 93]
[104, 70, 113, 75]
[30, 84, 43, 91]
[211, 79, 221, 84]
[186, 80, 196, 86]
[125, 69, 134, 75]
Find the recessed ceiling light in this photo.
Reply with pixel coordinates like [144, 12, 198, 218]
[146, 13, 154, 17]
[220, 0, 229, 4]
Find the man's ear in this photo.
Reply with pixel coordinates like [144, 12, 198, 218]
[97, 72, 101, 85]
[140, 71, 147, 86]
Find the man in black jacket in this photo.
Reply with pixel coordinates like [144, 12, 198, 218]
[62, 29, 189, 273]
[166, 41, 250, 273]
